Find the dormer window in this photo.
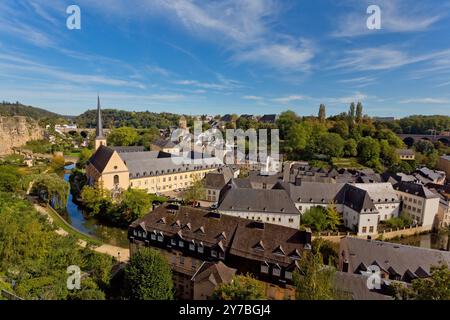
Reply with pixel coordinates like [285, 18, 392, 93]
[179, 240, 184, 248]
[211, 250, 218, 258]
[272, 264, 281, 277]
[217, 232, 226, 241]
[261, 262, 269, 274]
[150, 231, 156, 240]
[189, 241, 195, 251]
[198, 242, 204, 253]
[273, 245, 286, 256]
[285, 271, 293, 280]
[157, 232, 164, 242]
[170, 238, 176, 246]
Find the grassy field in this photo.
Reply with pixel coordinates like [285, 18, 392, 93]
[331, 157, 366, 169]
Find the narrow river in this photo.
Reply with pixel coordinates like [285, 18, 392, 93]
[62, 164, 129, 248]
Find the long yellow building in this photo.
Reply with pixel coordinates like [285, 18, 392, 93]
[85, 97, 223, 194]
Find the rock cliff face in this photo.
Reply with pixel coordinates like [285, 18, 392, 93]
[0, 116, 44, 155]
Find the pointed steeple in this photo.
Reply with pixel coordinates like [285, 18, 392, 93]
[96, 95, 104, 138]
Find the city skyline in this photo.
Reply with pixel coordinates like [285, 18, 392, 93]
[1, 0, 450, 117]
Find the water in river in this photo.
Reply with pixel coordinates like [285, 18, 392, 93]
[391, 232, 450, 250]
[62, 164, 129, 248]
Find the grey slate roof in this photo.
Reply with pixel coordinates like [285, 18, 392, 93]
[131, 204, 310, 267]
[152, 139, 178, 149]
[394, 181, 440, 199]
[88, 145, 114, 173]
[259, 114, 277, 123]
[341, 237, 450, 280]
[274, 181, 346, 205]
[334, 272, 393, 300]
[111, 146, 146, 153]
[191, 261, 236, 285]
[218, 188, 299, 215]
[204, 167, 234, 189]
[343, 184, 377, 213]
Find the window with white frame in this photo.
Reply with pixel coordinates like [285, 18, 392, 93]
[211, 250, 217, 258]
[273, 267, 281, 276]
[189, 242, 195, 251]
[157, 233, 164, 242]
[261, 264, 269, 274]
[285, 271, 292, 280]
[198, 245, 204, 253]
[171, 239, 176, 246]
[179, 240, 184, 248]
[151, 233, 156, 240]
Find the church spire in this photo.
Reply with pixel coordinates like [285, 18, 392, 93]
[96, 95, 104, 138]
[94, 95, 107, 151]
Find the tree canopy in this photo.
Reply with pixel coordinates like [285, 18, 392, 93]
[213, 274, 266, 300]
[124, 248, 174, 300]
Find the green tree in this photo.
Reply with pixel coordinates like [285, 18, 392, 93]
[380, 140, 400, 167]
[31, 173, 70, 209]
[302, 207, 329, 232]
[344, 139, 358, 157]
[357, 136, 381, 165]
[330, 121, 349, 139]
[293, 250, 336, 300]
[356, 102, 363, 123]
[108, 127, 139, 146]
[348, 102, 356, 124]
[326, 204, 341, 231]
[318, 133, 344, 158]
[80, 185, 109, 216]
[183, 177, 206, 206]
[213, 274, 266, 300]
[318, 104, 326, 122]
[276, 110, 300, 140]
[392, 265, 450, 300]
[78, 148, 93, 167]
[120, 189, 152, 223]
[124, 248, 174, 300]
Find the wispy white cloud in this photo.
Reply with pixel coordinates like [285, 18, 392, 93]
[332, 47, 450, 72]
[332, 0, 445, 37]
[0, 52, 146, 89]
[400, 98, 450, 104]
[272, 95, 306, 104]
[242, 95, 264, 101]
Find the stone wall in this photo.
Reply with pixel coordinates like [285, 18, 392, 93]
[0, 116, 43, 155]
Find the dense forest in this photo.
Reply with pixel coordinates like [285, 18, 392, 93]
[380, 115, 450, 134]
[75, 109, 184, 129]
[0, 101, 61, 119]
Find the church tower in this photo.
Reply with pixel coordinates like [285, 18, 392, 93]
[94, 95, 107, 151]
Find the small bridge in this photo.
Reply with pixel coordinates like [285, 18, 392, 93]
[397, 134, 450, 147]
[57, 127, 110, 137]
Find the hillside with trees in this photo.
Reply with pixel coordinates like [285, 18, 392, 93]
[0, 101, 60, 119]
[75, 109, 184, 129]
[276, 104, 450, 172]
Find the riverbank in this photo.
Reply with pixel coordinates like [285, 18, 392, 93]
[33, 200, 130, 261]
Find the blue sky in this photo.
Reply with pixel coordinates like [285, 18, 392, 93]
[1, 0, 450, 117]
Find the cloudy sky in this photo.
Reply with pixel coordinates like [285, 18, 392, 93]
[1, 0, 450, 117]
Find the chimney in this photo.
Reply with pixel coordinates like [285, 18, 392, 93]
[304, 227, 312, 245]
[342, 259, 349, 273]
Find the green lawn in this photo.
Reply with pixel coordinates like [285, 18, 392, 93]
[331, 157, 366, 169]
